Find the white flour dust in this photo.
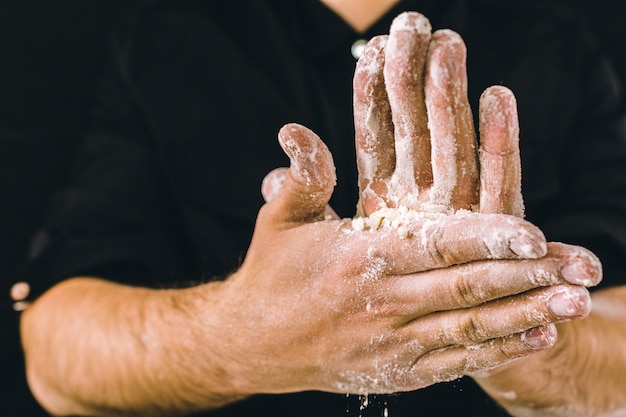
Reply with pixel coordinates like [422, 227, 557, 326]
[351, 205, 470, 239]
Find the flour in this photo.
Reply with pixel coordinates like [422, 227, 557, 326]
[389, 12, 432, 38]
[351, 205, 471, 238]
[277, 123, 336, 189]
[279, 133, 314, 187]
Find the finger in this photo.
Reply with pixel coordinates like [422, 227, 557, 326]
[479, 86, 524, 217]
[261, 167, 287, 202]
[405, 324, 557, 389]
[261, 124, 336, 225]
[261, 167, 340, 220]
[553, 243, 602, 287]
[351, 212, 547, 274]
[384, 242, 602, 317]
[384, 12, 433, 207]
[413, 285, 590, 350]
[425, 29, 479, 211]
[353, 35, 396, 215]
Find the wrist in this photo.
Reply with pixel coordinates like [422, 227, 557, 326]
[163, 279, 253, 409]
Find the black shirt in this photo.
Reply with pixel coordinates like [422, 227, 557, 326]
[8, 0, 626, 416]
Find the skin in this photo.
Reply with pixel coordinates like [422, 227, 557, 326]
[19, 8, 622, 417]
[475, 287, 626, 417]
[349, 15, 625, 416]
[263, 10, 626, 417]
[320, 0, 401, 33]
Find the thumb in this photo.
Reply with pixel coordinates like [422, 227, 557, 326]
[262, 167, 341, 221]
[261, 123, 336, 225]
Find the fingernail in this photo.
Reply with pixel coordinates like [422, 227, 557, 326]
[522, 324, 557, 349]
[548, 287, 591, 318]
[560, 262, 594, 286]
[509, 235, 547, 259]
[560, 252, 602, 286]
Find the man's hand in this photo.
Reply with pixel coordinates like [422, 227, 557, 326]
[223, 12, 601, 396]
[223, 124, 591, 396]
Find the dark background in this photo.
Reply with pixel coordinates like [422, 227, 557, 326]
[0, 0, 624, 415]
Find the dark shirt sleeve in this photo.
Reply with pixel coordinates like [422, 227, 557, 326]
[0, 20, 197, 415]
[9, 44, 193, 302]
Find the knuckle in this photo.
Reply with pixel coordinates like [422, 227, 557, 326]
[425, 227, 453, 265]
[527, 267, 560, 286]
[457, 314, 489, 344]
[464, 339, 524, 375]
[458, 352, 481, 375]
[449, 273, 484, 308]
[499, 340, 522, 361]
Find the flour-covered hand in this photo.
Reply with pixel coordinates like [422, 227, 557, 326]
[232, 11, 601, 397]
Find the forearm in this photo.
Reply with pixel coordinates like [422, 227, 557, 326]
[476, 285, 626, 416]
[20, 277, 247, 417]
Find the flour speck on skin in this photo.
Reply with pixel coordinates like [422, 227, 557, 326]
[526, 268, 559, 287]
[389, 12, 432, 37]
[479, 88, 519, 143]
[282, 135, 314, 186]
[351, 205, 469, 239]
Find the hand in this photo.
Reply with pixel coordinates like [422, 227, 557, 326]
[210, 12, 601, 396]
[353, 14, 524, 217]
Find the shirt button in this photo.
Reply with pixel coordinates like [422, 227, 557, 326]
[351, 39, 368, 60]
[11, 281, 30, 301]
[11, 281, 31, 312]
